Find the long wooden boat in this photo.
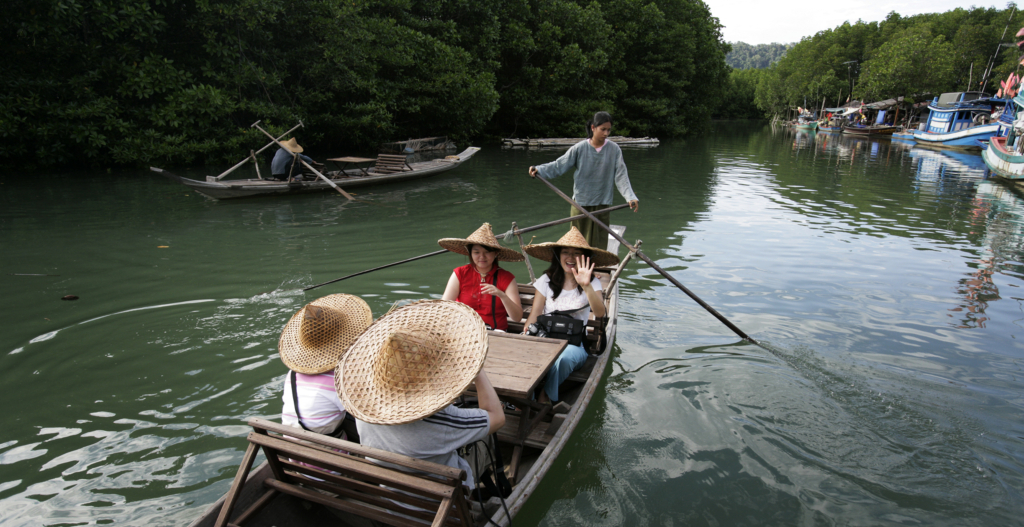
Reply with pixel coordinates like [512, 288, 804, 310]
[151, 147, 480, 200]
[187, 228, 631, 527]
[502, 136, 659, 148]
[982, 136, 1024, 180]
[842, 124, 897, 136]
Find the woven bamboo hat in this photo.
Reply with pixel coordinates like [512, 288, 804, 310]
[335, 300, 488, 425]
[278, 294, 373, 374]
[523, 226, 620, 268]
[438, 223, 524, 262]
[281, 137, 304, 153]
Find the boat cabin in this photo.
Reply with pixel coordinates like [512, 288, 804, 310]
[923, 92, 1007, 134]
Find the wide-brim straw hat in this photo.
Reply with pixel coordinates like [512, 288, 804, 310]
[278, 294, 373, 374]
[523, 225, 620, 268]
[336, 300, 488, 425]
[437, 222, 524, 262]
[281, 137, 304, 153]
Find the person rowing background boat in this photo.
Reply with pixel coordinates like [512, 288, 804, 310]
[270, 137, 323, 181]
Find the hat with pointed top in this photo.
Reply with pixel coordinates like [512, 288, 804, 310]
[335, 300, 488, 425]
[438, 222, 524, 262]
[278, 294, 373, 374]
[523, 226, 619, 267]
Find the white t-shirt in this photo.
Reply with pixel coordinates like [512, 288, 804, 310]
[534, 274, 603, 321]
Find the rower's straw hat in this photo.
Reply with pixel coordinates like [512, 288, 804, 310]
[278, 294, 373, 374]
[281, 137, 304, 153]
[523, 226, 620, 268]
[438, 223, 524, 262]
[336, 300, 488, 425]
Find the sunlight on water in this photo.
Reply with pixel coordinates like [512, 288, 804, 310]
[2, 125, 1023, 525]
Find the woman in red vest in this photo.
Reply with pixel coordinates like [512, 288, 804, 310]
[438, 223, 524, 331]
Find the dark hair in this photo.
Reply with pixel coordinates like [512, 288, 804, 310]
[585, 111, 613, 139]
[543, 247, 592, 299]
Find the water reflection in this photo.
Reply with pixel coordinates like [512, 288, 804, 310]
[4, 127, 1024, 526]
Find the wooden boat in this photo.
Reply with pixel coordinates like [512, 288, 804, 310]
[502, 136, 659, 148]
[842, 125, 897, 136]
[380, 136, 455, 154]
[187, 228, 632, 527]
[151, 147, 480, 200]
[792, 121, 817, 131]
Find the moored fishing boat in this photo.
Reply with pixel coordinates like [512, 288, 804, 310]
[842, 124, 897, 136]
[911, 92, 1011, 150]
[151, 147, 480, 200]
[186, 227, 631, 527]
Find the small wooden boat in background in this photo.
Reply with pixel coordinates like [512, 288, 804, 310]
[151, 147, 480, 200]
[502, 137, 659, 148]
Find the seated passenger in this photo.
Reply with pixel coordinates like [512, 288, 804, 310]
[522, 226, 619, 403]
[438, 223, 524, 331]
[271, 137, 321, 181]
[336, 300, 505, 490]
[278, 294, 373, 438]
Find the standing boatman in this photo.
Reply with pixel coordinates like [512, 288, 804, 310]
[528, 111, 639, 250]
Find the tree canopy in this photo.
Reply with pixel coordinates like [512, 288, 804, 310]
[752, 6, 1024, 117]
[725, 42, 791, 69]
[1, 0, 730, 169]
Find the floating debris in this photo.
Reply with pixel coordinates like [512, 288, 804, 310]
[62, 295, 79, 301]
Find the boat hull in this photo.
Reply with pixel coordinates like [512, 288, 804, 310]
[793, 123, 817, 131]
[912, 123, 1004, 150]
[817, 126, 841, 133]
[842, 125, 897, 136]
[982, 137, 1024, 180]
[159, 147, 480, 200]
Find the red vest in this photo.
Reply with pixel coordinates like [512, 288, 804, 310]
[454, 264, 515, 330]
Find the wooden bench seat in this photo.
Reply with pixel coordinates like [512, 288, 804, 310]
[214, 418, 474, 527]
[372, 154, 413, 174]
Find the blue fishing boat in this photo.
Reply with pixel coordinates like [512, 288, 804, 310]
[912, 92, 1011, 150]
[981, 93, 1024, 180]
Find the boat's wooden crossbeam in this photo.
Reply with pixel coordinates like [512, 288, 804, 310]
[213, 417, 474, 527]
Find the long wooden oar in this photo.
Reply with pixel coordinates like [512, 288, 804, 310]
[213, 122, 304, 181]
[251, 122, 356, 200]
[261, 203, 630, 296]
[533, 175, 762, 347]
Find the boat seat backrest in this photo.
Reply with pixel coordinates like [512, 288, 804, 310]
[213, 417, 473, 527]
[374, 154, 413, 174]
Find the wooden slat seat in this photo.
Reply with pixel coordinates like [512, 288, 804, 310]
[214, 417, 474, 527]
[372, 154, 413, 174]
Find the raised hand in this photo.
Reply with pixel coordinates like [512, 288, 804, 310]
[571, 255, 594, 287]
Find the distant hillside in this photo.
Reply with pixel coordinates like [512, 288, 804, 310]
[726, 42, 792, 69]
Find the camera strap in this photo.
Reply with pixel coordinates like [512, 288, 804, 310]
[490, 272, 499, 330]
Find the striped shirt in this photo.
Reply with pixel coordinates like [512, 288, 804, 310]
[356, 405, 490, 488]
[281, 371, 346, 435]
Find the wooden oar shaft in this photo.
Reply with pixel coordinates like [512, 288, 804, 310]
[215, 122, 303, 181]
[502, 203, 629, 238]
[302, 250, 448, 292]
[250, 123, 356, 200]
[533, 175, 759, 345]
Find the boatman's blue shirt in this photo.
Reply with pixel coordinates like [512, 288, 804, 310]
[534, 139, 638, 206]
[271, 148, 314, 176]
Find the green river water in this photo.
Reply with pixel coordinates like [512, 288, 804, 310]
[1, 122, 1022, 526]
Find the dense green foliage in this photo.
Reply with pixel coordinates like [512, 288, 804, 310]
[725, 42, 791, 69]
[754, 7, 1024, 117]
[713, 68, 766, 119]
[1, 0, 729, 169]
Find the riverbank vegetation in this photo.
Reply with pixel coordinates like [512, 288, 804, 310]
[753, 6, 1024, 118]
[1, 0, 729, 169]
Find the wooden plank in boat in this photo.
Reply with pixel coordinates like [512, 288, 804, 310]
[481, 333, 566, 399]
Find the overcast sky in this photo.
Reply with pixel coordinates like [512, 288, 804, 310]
[705, 0, 1010, 45]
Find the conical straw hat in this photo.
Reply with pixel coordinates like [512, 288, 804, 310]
[336, 300, 488, 425]
[281, 137, 304, 153]
[438, 223, 524, 262]
[278, 294, 373, 374]
[523, 226, 620, 268]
